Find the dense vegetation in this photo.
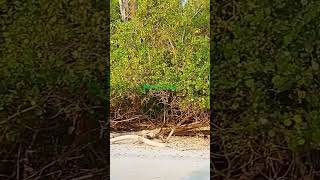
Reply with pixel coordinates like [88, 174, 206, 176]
[0, 1, 108, 178]
[111, 0, 210, 110]
[212, 0, 320, 178]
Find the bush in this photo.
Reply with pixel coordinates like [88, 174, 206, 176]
[0, 0, 108, 178]
[110, 0, 210, 110]
[213, 0, 320, 151]
[1, 0, 107, 117]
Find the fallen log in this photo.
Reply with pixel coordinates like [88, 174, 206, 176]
[160, 122, 210, 136]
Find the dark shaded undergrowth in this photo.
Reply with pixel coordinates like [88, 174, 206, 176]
[0, 89, 108, 179]
[0, 1, 108, 179]
[211, 0, 320, 178]
[212, 123, 320, 180]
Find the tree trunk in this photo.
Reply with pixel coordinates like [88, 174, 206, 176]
[119, 0, 137, 21]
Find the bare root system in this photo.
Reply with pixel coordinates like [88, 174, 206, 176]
[211, 123, 320, 180]
[110, 91, 209, 137]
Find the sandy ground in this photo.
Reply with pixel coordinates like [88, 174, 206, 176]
[110, 133, 210, 180]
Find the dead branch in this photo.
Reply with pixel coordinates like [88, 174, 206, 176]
[110, 135, 167, 148]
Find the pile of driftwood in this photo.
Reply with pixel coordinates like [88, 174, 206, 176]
[110, 121, 209, 147]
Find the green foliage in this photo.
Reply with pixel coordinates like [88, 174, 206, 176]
[111, 0, 210, 109]
[0, 0, 107, 132]
[213, 0, 320, 151]
[142, 84, 176, 91]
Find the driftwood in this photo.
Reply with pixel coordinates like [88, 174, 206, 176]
[161, 123, 210, 136]
[110, 122, 209, 147]
[110, 135, 167, 148]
